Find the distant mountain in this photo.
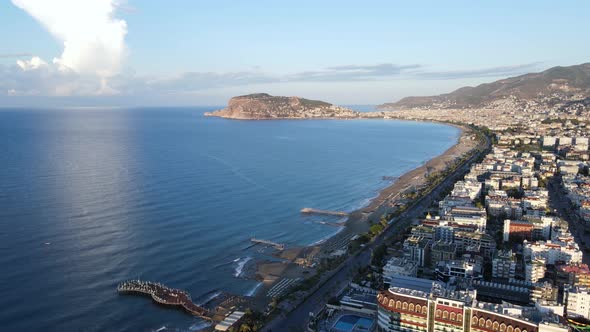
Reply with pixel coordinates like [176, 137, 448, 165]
[378, 63, 590, 110]
[205, 93, 360, 120]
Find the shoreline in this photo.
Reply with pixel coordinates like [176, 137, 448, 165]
[251, 120, 479, 304]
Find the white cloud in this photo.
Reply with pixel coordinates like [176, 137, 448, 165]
[16, 56, 47, 71]
[11, 0, 127, 93]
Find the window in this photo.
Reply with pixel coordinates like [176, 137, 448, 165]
[443, 311, 449, 319]
[396, 300, 401, 309]
[403, 302, 408, 310]
[422, 307, 427, 314]
[472, 316, 479, 326]
[493, 322, 499, 331]
[500, 323, 506, 332]
[416, 304, 422, 313]
[409, 303, 415, 311]
[436, 309, 442, 318]
[457, 314, 463, 322]
[486, 319, 493, 328]
[450, 312, 456, 321]
[514, 328, 521, 332]
[507, 326, 514, 332]
[479, 318, 485, 327]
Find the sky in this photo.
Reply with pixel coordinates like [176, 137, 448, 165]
[1, 0, 589, 107]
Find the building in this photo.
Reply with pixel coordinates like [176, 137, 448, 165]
[503, 220, 534, 242]
[435, 257, 483, 283]
[555, 264, 590, 288]
[525, 257, 547, 283]
[411, 225, 435, 240]
[383, 257, 418, 286]
[430, 241, 457, 267]
[472, 280, 531, 305]
[543, 136, 557, 148]
[565, 286, 590, 319]
[523, 240, 582, 265]
[454, 231, 497, 259]
[404, 236, 431, 267]
[377, 277, 474, 332]
[444, 206, 488, 232]
[377, 281, 567, 332]
[434, 226, 455, 243]
[492, 250, 517, 280]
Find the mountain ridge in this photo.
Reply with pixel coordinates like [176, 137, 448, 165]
[378, 63, 590, 110]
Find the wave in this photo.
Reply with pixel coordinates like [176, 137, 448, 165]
[213, 257, 241, 269]
[233, 256, 252, 277]
[310, 227, 344, 246]
[197, 290, 222, 306]
[188, 321, 212, 331]
[245, 282, 262, 297]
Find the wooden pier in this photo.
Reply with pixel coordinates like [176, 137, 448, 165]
[250, 238, 285, 250]
[117, 280, 212, 320]
[300, 207, 349, 217]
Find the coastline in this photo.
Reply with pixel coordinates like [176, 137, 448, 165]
[251, 120, 479, 303]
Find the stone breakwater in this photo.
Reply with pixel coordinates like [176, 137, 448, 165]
[117, 280, 212, 320]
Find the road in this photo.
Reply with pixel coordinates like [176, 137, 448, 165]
[262, 132, 491, 331]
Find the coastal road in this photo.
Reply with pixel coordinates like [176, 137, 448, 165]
[263, 133, 491, 331]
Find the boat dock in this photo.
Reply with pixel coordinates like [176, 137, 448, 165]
[117, 280, 212, 320]
[300, 207, 349, 217]
[250, 238, 285, 250]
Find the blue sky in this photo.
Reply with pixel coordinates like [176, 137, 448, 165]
[1, 0, 589, 106]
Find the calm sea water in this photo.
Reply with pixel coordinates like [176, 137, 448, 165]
[0, 107, 459, 331]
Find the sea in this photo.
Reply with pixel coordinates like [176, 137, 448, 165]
[0, 106, 459, 331]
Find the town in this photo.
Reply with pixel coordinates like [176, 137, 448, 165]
[294, 97, 590, 332]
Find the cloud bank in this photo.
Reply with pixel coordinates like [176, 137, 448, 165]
[0, 60, 541, 99]
[11, 0, 127, 93]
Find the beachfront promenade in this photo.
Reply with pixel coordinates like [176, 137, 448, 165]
[117, 280, 212, 320]
[263, 129, 491, 331]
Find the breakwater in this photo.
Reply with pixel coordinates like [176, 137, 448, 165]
[117, 280, 212, 320]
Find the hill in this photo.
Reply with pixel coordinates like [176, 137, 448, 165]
[205, 93, 360, 120]
[378, 63, 590, 110]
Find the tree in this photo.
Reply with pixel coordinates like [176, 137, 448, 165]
[369, 223, 384, 236]
[371, 244, 387, 267]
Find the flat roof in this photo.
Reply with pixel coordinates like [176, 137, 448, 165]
[214, 311, 246, 331]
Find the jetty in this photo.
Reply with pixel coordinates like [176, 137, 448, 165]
[300, 207, 349, 217]
[117, 280, 212, 320]
[250, 238, 285, 250]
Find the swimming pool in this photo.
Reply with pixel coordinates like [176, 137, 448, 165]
[333, 314, 374, 331]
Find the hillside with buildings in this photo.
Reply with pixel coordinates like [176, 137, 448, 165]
[378, 63, 590, 112]
[205, 93, 361, 120]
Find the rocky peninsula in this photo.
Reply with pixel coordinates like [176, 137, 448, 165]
[204, 93, 361, 120]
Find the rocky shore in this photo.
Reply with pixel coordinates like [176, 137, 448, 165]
[204, 93, 360, 120]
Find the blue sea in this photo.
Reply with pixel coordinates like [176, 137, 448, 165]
[0, 107, 459, 331]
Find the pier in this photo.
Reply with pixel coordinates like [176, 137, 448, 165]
[117, 280, 212, 320]
[250, 238, 285, 250]
[300, 207, 349, 217]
